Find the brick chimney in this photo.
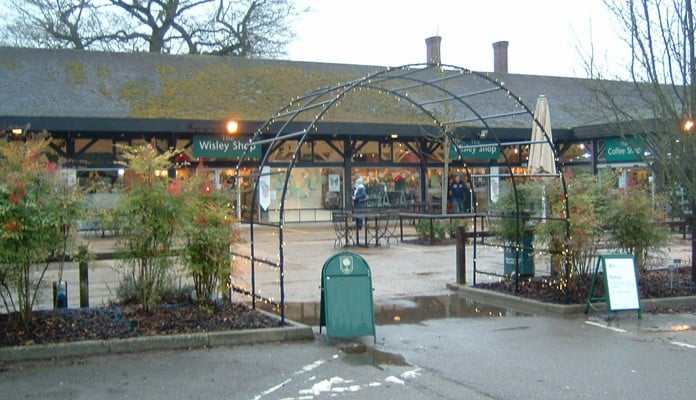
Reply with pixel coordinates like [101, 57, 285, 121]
[492, 41, 509, 73]
[425, 36, 442, 66]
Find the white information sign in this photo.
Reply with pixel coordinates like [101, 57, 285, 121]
[490, 166, 499, 203]
[604, 256, 640, 311]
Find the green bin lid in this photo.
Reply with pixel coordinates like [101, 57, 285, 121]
[322, 252, 371, 278]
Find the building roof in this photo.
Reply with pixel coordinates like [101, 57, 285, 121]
[0, 46, 656, 140]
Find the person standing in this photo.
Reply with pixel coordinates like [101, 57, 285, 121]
[352, 177, 368, 228]
[450, 175, 466, 213]
[463, 175, 473, 212]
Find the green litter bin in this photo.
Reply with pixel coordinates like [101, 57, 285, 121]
[503, 229, 535, 277]
[320, 252, 376, 344]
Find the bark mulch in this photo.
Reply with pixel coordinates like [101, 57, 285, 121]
[0, 302, 280, 347]
[475, 266, 696, 312]
[3, 268, 696, 348]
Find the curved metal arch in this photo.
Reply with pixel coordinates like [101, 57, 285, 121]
[234, 63, 571, 321]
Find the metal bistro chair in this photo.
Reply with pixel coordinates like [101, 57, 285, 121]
[369, 210, 399, 247]
[376, 210, 399, 247]
[383, 211, 400, 246]
[332, 211, 354, 248]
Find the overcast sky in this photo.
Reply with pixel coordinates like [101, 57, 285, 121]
[286, 0, 626, 78]
[0, 0, 627, 79]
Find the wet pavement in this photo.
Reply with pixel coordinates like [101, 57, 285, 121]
[3, 310, 696, 399]
[3, 223, 696, 398]
[259, 293, 524, 327]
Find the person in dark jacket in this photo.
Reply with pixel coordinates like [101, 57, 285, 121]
[450, 175, 466, 213]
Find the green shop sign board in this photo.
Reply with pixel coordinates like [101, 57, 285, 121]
[604, 137, 644, 162]
[449, 141, 500, 160]
[193, 135, 261, 159]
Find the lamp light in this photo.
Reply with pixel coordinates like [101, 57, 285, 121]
[226, 120, 239, 134]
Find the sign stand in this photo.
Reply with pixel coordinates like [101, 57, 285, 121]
[320, 252, 376, 344]
[585, 254, 641, 319]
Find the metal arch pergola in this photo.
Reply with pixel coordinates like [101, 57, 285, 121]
[233, 63, 571, 323]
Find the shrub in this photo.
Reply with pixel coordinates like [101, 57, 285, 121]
[447, 219, 467, 238]
[114, 142, 183, 313]
[537, 172, 667, 276]
[535, 174, 610, 276]
[116, 272, 193, 305]
[604, 187, 668, 271]
[489, 181, 539, 244]
[416, 219, 446, 242]
[0, 137, 83, 326]
[181, 177, 238, 308]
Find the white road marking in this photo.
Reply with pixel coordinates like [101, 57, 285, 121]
[671, 341, 696, 349]
[385, 376, 405, 385]
[294, 360, 325, 374]
[251, 359, 326, 400]
[585, 320, 628, 333]
[251, 357, 422, 399]
[252, 378, 291, 400]
[401, 368, 421, 379]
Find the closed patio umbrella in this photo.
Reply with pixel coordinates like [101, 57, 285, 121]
[527, 95, 557, 175]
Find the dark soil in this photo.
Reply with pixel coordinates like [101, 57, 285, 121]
[476, 266, 696, 312]
[3, 268, 696, 348]
[0, 302, 281, 348]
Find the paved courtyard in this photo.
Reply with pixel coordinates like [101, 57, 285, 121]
[27, 221, 693, 310]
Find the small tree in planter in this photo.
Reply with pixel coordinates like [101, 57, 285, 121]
[537, 172, 667, 275]
[180, 176, 238, 308]
[604, 187, 668, 272]
[536, 174, 610, 277]
[491, 181, 539, 277]
[0, 137, 83, 326]
[114, 141, 183, 312]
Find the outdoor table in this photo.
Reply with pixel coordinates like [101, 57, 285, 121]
[346, 210, 390, 247]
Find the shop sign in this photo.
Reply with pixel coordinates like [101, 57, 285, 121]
[604, 137, 644, 162]
[449, 140, 500, 160]
[193, 135, 261, 159]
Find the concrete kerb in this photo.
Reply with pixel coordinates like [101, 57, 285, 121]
[0, 310, 314, 363]
[448, 283, 696, 316]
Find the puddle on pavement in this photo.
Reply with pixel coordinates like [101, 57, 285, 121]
[256, 293, 525, 327]
[335, 342, 409, 369]
[641, 324, 696, 333]
[670, 324, 696, 332]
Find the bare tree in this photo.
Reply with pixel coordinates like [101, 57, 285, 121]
[0, 0, 301, 57]
[587, 0, 696, 281]
[1, 0, 107, 49]
[204, 0, 295, 57]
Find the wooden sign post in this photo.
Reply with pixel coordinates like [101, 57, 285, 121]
[585, 254, 641, 318]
